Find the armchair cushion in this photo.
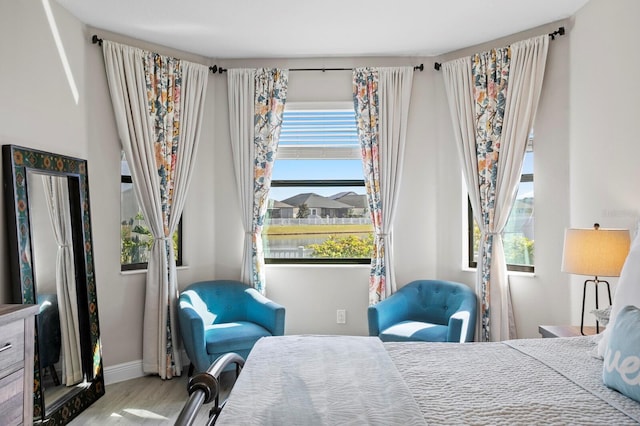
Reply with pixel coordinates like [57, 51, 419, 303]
[380, 320, 449, 342]
[205, 321, 272, 354]
[178, 280, 285, 374]
[368, 279, 477, 343]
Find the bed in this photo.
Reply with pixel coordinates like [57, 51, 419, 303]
[199, 333, 640, 425]
[184, 230, 640, 425]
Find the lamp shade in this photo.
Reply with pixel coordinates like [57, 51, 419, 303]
[561, 227, 630, 277]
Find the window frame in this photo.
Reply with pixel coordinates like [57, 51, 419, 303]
[120, 171, 183, 272]
[264, 102, 372, 265]
[266, 179, 371, 265]
[467, 171, 534, 273]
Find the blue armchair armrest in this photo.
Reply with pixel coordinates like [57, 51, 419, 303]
[368, 292, 409, 336]
[245, 288, 286, 336]
[446, 294, 476, 342]
[178, 300, 210, 374]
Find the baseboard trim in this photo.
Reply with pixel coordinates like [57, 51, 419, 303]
[103, 350, 191, 386]
[104, 360, 144, 386]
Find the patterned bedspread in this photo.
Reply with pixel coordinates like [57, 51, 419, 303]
[215, 335, 640, 425]
[386, 336, 640, 425]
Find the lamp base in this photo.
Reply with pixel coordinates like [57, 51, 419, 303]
[581, 277, 612, 336]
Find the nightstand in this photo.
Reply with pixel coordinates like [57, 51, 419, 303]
[538, 325, 601, 338]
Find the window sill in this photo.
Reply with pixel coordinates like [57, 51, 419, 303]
[461, 266, 536, 278]
[120, 265, 189, 275]
[266, 263, 370, 269]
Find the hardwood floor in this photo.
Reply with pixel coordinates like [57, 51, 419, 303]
[69, 372, 234, 425]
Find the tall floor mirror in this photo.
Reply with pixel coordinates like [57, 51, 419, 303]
[3, 145, 104, 424]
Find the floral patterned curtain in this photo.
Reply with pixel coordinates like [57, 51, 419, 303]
[142, 52, 183, 377]
[250, 69, 288, 293]
[353, 69, 386, 303]
[144, 53, 180, 238]
[353, 67, 413, 305]
[472, 47, 511, 342]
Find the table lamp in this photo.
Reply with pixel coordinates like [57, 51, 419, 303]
[561, 223, 630, 335]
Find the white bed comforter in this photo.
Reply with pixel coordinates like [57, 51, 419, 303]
[216, 335, 426, 425]
[215, 335, 640, 425]
[386, 336, 640, 425]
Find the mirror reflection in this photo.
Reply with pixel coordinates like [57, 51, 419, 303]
[3, 144, 104, 424]
[29, 172, 86, 414]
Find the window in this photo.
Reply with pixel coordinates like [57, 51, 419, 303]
[120, 153, 182, 270]
[468, 135, 534, 272]
[264, 103, 373, 263]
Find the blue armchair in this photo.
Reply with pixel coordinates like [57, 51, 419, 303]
[368, 279, 477, 343]
[178, 280, 285, 374]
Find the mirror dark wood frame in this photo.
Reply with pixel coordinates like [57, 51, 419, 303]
[2, 145, 104, 424]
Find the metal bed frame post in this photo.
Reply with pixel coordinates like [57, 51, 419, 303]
[174, 353, 246, 426]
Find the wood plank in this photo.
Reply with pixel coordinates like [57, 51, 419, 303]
[69, 372, 236, 425]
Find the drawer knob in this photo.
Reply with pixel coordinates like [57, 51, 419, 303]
[0, 343, 13, 353]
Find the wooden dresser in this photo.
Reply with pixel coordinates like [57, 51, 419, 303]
[0, 304, 39, 426]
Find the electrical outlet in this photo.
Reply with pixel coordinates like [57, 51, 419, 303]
[336, 309, 346, 324]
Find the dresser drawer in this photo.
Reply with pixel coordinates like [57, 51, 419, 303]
[0, 320, 25, 373]
[0, 368, 24, 425]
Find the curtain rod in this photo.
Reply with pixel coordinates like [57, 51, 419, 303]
[432, 26, 565, 71]
[209, 63, 424, 74]
[92, 34, 425, 75]
[92, 35, 217, 71]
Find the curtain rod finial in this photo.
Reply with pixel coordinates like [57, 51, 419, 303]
[414, 64, 424, 72]
[91, 35, 103, 46]
[549, 26, 566, 40]
[434, 62, 442, 71]
[209, 65, 227, 74]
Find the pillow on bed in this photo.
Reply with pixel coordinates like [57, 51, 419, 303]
[603, 304, 640, 402]
[597, 230, 640, 358]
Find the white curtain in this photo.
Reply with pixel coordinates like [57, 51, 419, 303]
[227, 68, 288, 292]
[102, 41, 208, 377]
[42, 175, 83, 385]
[354, 67, 413, 304]
[227, 69, 256, 284]
[442, 35, 548, 341]
[375, 67, 414, 298]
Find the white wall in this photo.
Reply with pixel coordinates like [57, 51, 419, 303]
[0, 0, 87, 303]
[569, 0, 640, 323]
[3, 0, 636, 374]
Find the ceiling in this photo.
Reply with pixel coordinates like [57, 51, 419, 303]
[56, 0, 589, 59]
